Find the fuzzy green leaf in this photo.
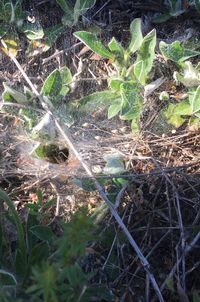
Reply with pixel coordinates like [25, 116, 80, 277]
[59, 66, 72, 97]
[56, 0, 72, 13]
[108, 37, 124, 54]
[41, 69, 62, 97]
[22, 21, 44, 40]
[73, 0, 96, 24]
[77, 90, 120, 112]
[108, 102, 121, 119]
[120, 82, 142, 119]
[135, 29, 156, 83]
[127, 18, 143, 54]
[164, 101, 192, 128]
[3, 82, 28, 103]
[189, 86, 200, 114]
[108, 78, 123, 91]
[159, 41, 200, 62]
[134, 60, 146, 85]
[74, 31, 114, 58]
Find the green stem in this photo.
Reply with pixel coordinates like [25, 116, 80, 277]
[0, 190, 26, 257]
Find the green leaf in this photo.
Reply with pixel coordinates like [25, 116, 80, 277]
[159, 41, 200, 62]
[108, 102, 121, 119]
[190, 85, 200, 114]
[0, 190, 26, 262]
[131, 118, 140, 132]
[77, 90, 120, 112]
[103, 153, 125, 174]
[41, 69, 62, 97]
[135, 29, 156, 83]
[74, 178, 96, 191]
[22, 21, 44, 40]
[73, 0, 96, 24]
[31, 113, 56, 142]
[1, 32, 20, 57]
[74, 31, 114, 59]
[173, 101, 192, 115]
[30, 225, 54, 243]
[119, 82, 142, 119]
[56, 0, 72, 13]
[108, 37, 124, 55]
[108, 78, 123, 91]
[2, 82, 28, 103]
[134, 60, 146, 85]
[174, 61, 200, 87]
[163, 101, 192, 128]
[0, 269, 17, 286]
[59, 66, 72, 97]
[127, 18, 143, 54]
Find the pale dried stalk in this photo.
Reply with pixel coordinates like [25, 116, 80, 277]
[0, 39, 164, 302]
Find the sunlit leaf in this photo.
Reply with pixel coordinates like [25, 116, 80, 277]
[134, 60, 145, 85]
[127, 18, 143, 54]
[41, 69, 62, 97]
[3, 82, 28, 103]
[159, 41, 200, 62]
[22, 21, 44, 40]
[189, 86, 200, 114]
[108, 102, 121, 119]
[74, 31, 114, 58]
[174, 61, 200, 87]
[59, 66, 72, 97]
[77, 90, 120, 112]
[108, 37, 124, 55]
[1, 32, 20, 57]
[135, 29, 156, 84]
[56, 0, 72, 13]
[73, 0, 96, 24]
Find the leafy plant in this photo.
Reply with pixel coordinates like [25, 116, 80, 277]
[1, 66, 73, 160]
[159, 40, 200, 129]
[74, 18, 157, 131]
[153, 0, 200, 23]
[159, 40, 200, 63]
[0, 190, 114, 301]
[164, 85, 200, 128]
[56, 0, 96, 26]
[161, 61, 200, 128]
[0, 0, 46, 56]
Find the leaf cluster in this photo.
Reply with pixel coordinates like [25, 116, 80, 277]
[159, 40, 200, 128]
[74, 18, 157, 131]
[0, 190, 114, 302]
